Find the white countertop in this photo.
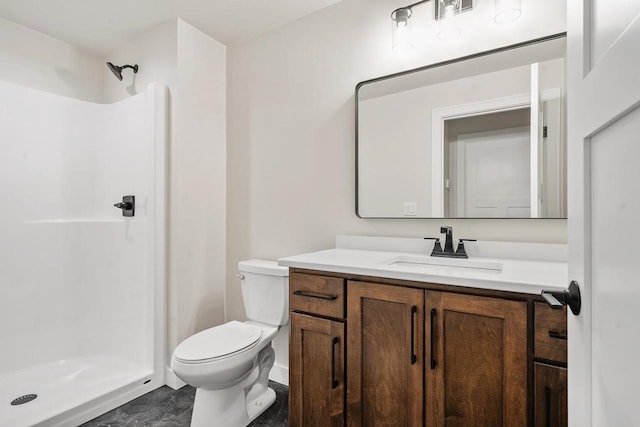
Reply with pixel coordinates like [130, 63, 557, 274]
[278, 237, 568, 295]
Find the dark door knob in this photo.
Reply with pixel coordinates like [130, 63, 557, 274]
[541, 281, 581, 315]
[114, 195, 135, 217]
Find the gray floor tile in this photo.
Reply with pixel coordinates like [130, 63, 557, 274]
[81, 381, 287, 427]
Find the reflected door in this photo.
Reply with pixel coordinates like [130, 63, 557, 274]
[454, 127, 530, 218]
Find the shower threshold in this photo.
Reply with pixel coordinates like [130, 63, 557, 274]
[0, 355, 155, 427]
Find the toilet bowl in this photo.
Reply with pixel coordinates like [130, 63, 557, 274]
[171, 260, 289, 427]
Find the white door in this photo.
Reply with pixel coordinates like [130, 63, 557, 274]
[455, 128, 530, 217]
[568, 2, 640, 426]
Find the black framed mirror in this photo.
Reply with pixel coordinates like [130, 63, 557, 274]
[356, 33, 567, 219]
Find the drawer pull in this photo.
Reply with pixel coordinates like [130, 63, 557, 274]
[548, 330, 568, 340]
[410, 306, 417, 365]
[293, 290, 338, 301]
[430, 308, 437, 370]
[544, 386, 552, 427]
[331, 337, 339, 389]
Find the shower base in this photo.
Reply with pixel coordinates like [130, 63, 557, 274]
[0, 355, 157, 427]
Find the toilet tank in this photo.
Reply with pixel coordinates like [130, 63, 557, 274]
[238, 259, 289, 326]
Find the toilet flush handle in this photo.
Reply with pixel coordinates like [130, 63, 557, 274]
[236, 273, 245, 280]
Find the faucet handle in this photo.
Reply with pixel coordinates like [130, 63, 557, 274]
[424, 237, 443, 255]
[455, 238, 476, 257]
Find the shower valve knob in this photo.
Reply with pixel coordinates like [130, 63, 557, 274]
[114, 195, 135, 217]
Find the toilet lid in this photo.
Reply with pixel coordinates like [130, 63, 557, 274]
[174, 321, 262, 363]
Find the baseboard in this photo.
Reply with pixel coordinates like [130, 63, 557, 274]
[269, 363, 288, 386]
[164, 367, 187, 390]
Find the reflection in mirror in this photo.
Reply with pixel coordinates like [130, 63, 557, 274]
[356, 34, 566, 219]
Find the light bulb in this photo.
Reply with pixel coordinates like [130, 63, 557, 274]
[442, 0, 458, 11]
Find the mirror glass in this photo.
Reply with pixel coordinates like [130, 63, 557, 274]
[356, 35, 566, 219]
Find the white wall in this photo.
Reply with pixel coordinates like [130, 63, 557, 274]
[173, 19, 227, 352]
[0, 16, 103, 102]
[103, 19, 227, 385]
[226, 0, 568, 329]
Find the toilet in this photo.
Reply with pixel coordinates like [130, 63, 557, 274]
[171, 259, 289, 427]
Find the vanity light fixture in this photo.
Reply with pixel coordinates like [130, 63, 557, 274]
[390, 0, 522, 52]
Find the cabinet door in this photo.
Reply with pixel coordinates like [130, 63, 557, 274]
[346, 281, 424, 427]
[534, 363, 567, 427]
[425, 291, 527, 427]
[290, 313, 345, 427]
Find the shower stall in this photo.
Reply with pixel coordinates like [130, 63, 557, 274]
[0, 81, 167, 426]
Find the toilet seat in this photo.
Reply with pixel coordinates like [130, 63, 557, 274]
[173, 321, 262, 364]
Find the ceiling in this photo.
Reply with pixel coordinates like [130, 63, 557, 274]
[0, 0, 344, 54]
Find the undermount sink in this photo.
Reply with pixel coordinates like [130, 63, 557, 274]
[382, 255, 503, 274]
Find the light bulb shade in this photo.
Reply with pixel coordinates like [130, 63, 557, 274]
[494, 0, 522, 23]
[391, 8, 414, 52]
[437, 0, 462, 40]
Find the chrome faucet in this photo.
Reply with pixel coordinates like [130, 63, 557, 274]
[425, 226, 476, 258]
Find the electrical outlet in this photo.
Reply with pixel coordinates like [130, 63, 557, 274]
[404, 202, 417, 216]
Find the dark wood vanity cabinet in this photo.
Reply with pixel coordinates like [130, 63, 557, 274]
[289, 270, 568, 427]
[346, 281, 424, 427]
[425, 291, 528, 426]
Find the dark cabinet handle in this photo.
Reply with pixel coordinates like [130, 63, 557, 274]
[293, 290, 337, 301]
[548, 330, 568, 340]
[544, 386, 552, 427]
[410, 306, 417, 365]
[331, 337, 339, 389]
[430, 308, 437, 370]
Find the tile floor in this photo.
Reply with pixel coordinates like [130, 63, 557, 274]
[81, 381, 288, 426]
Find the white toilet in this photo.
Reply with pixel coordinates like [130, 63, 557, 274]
[171, 259, 289, 427]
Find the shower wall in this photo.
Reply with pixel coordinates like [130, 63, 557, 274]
[0, 80, 164, 376]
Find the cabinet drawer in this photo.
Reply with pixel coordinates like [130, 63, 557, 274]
[290, 272, 345, 319]
[534, 302, 567, 364]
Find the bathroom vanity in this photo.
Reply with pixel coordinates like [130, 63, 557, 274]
[280, 237, 568, 427]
